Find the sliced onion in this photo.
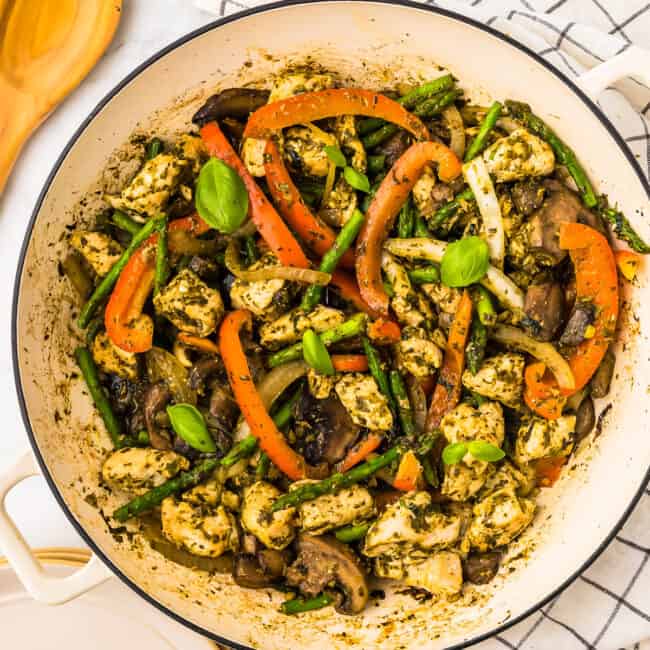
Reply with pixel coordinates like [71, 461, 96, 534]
[384, 237, 524, 313]
[406, 375, 427, 435]
[495, 117, 520, 134]
[463, 157, 504, 267]
[225, 239, 330, 284]
[233, 360, 308, 442]
[442, 105, 466, 159]
[490, 324, 575, 392]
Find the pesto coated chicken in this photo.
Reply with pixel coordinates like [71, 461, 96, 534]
[64, 66, 646, 616]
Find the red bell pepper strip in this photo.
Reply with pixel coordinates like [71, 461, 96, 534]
[367, 319, 401, 345]
[331, 354, 369, 373]
[534, 456, 567, 487]
[393, 450, 423, 492]
[219, 309, 308, 480]
[523, 362, 566, 420]
[177, 333, 220, 355]
[263, 140, 355, 270]
[244, 89, 430, 141]
[356, 142, 462, 316]
[330, 270, 384, 319]
[200, 122, 310, 269]
[426, 290, 472, 431]
[338, 432, 383, 472]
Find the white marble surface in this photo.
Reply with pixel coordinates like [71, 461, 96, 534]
[0, 0, 214, 550]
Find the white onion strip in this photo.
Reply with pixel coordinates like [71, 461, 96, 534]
[442, 105, 466, 159]
[383, 237, 524, 313]
[462, 157, 505, 268]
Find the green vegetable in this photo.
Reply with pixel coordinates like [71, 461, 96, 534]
[412, 88, 462, 119]
[268, 314, 367, 368]
[382, 278, 395, 297]
[464, 101, 502, 162]
[146, 137, 164, 160]
[421, 455, 439, 487]
[302, 329, 335, 376]
[75, 347, 128, 449]
[77, 216, 164, 329]
[361, 174, 386, 212]
[408, 265, 440, 285]
[195, 157, 248, 233]
[344, 166, 371, 193]
[467, 440, 505, 462]
[301, 209, 366, 312]
[154, 216, 168, 296]
[474, 285, 497, 326]
[442, 442, 468, 465]
[429, 188, 474, 230]
[367, 154, 385, 175]
[111, 210, 141, 237]
[272, 446, 401, 511]
[440, 236, 490, 287]
[362, 337, 397, 413]
[601, 206, 650, 254]
[256, 452, 270, 480]
[220, 435, 259, 468]
[166, 403, 216, 453]
[362, 123, 398, 150]
[413, 214, 431, 238]
[324, 145, 346, 167]
[85, 313, 105, 346]
[389, 370, 416, 437]
[397, 197, 415, 238]
[506, 100, 597, 207]
[280, 593, 334, 615]
[335, 522, 372, 543]
[243, 236, 259, 266]
[465, 317, 487, 375]
[271, 383, 303, 429]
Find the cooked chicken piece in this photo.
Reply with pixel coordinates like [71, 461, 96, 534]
[70, 231, 123, 277]
[440, 402, 505, 502]
[461, 353, 526, 408]
[420, 282, 462, 314]
[412, 167, 456, 218]
[242, 137, 268, 177]
[284, 125, 332, 177]
[102, 447, 189, 493]
[221, 490, 241, 512]
[334, 115, 366, 172]
[259, 305, 345, 349]
[307, 368, 336, 399]
[397, 326, 443, 378]
[335, 373, 393, 431]
[153, 268, 224, 337]
[161, 497, 239, 558]
[240, 481, 296, 550]
[363, 492, 461, 558]
[296, 483, 375, 535]
[514, 415, 575, 465]
[374, 551, 463, 597]
[91, 331, 139, 381]
[319, 177, 358, 227]
[174, 134, 207, 175]
[381, 252, 432, 328]
[182, 478, 222, 507]
[230, 253, 293, 321]
[482, 128, 554, 183]
[467, 488, 536, 552]
[478, 460, 536, 499]
[268, 71, 335, 102]
[106, 153, 187, 219]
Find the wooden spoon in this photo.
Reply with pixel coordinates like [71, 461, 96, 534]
[0, 0, 122, 194]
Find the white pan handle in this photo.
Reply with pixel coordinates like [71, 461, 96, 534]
[0, 450, 112, 604]
[577, 45, 650, 99]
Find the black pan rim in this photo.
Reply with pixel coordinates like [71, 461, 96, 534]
[11, 1, 650, 648]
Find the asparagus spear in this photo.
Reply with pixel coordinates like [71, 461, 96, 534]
[601, 206, 650, 254]
[268, 313, 367, 368]
[271, 446, 400, 511]
[280, 593, 335, 615]
[397, 197, 415, 238]
[111, 210, 141, 237]
[367, 154, 386, 175]
[474, 285, 497, 326]
[413, 213, 431, 238]
[465, 317, 487, 375]
[335, 522, 372, 543]
[389, 370, 416, 437]
[361, 337, 397, 413]
[464, 101, 502, 162]
[429, 188, 474, 230]
[153, 216, 168, 297]
[146, 137, 164, 160]
[77, 216, 164, 328]
[408, 265, 440, 285]
[506, 100, 597, 208]
[301, 209, 365, 312]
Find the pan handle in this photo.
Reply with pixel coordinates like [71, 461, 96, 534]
[0, 450, 112, 604]
[577, 44, 650, 99]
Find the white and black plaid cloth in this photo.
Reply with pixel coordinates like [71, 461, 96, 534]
[191, 0, 650, 647]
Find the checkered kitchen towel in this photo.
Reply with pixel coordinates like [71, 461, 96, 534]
[192, 0, 650, 648]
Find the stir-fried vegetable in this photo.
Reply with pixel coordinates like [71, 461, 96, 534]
[601, 206, 650, 254]
[464, 101, 502, 162]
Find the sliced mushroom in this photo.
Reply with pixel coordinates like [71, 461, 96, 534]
[558, 301, 595, 347]
[188, 357, 225, 394]
[511, 179, 545, 216]
[143, 382, 172, 449]
[192, 88, 270, 126]
[294, 386, 360, 465]
[590, 348, 616, 398]
[463, 552, 501, 585]
[285, 534, 368, 614]
[208, 384, 239, 432]
[373, 130, 411, 168]
[232, 549, 288, 589]
[523, 279, 565, 341]
[574, 395, 596, 443]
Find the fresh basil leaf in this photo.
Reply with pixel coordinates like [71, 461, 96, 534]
[440, 236, 489, 287]
[467, 440, 505, 462]
[324, 145, 346, 168]
[344, 166, 371, 193]
[166, 403, 216, 453]
[442, 442, 468, 465]
[195, 157, 248, 233]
